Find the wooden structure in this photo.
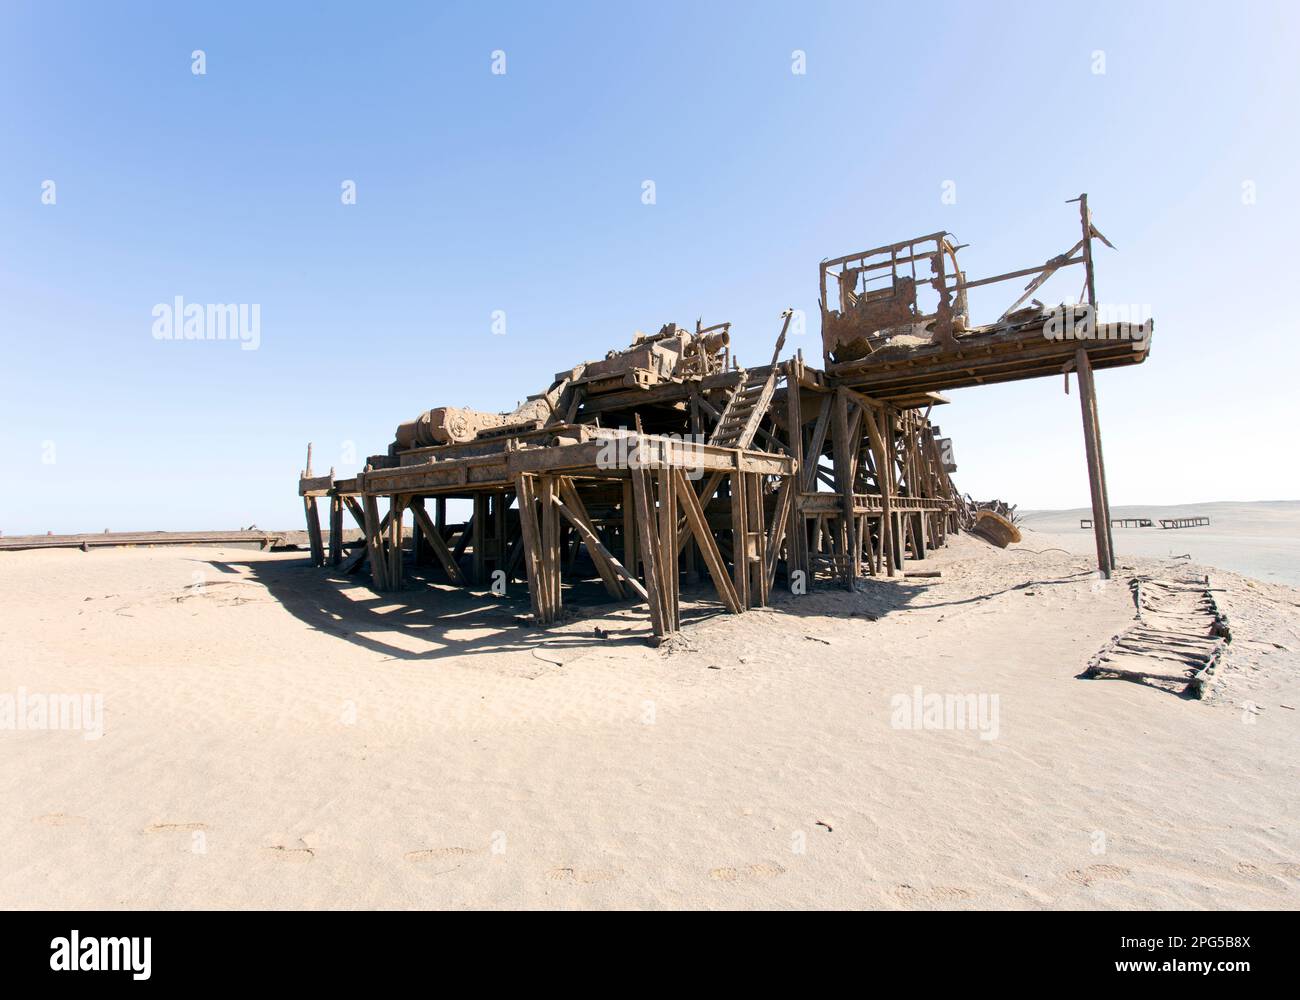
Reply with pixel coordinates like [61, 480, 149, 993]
[298, 196, 1152, 641]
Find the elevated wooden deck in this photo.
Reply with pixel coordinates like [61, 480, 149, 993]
[827, 316, 1153, 401]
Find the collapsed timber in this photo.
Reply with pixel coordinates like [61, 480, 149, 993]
[298, 196, 1153, 644]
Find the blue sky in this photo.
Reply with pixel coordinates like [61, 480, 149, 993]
[2, 0, 1298, 533]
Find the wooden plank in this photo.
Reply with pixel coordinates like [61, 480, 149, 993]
[672, 469, 741, 613]
[513, 474, 548, 622]
[362, 494, 389, 591]
[556, 477, 626, 600]
[630, 464, 668, 638]
[328, 496, 343, 566]
[409, 500, 468, 586]
[764, 476, 795, 589]
[303, 496, 325, 567]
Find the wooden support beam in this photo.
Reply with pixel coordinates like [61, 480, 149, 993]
[764, 476, 795, 590]
[555, 477, 628, 600]
[630, 463, 669, 640]
[514, 474, 549, 622]
[1075, 347, 1115, 579]
[672, 469, 742, 614]
[328, 495, 343, 567]
[657, 468, 680, 633]
[303, 495, 325, 568]
[833, 388, 858, 589]
[729, 470, 749, 610]
[362, 494, 389, 591]
[409, 499, 468, 586]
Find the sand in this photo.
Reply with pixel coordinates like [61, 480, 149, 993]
[1, 523, 1297, 910]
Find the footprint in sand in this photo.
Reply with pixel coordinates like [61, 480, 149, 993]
[709, 862, 786, 883]
[1065, 864, 1130, 887]
[263, 842, 315, 863]
[406, 847, 477, 863]
[146, 822, 207, 833]
[1236, 861, 1300, 878]
[892, 884, 972, 903]
[34, 813, 88, 827]
[546, 866, 622, 884]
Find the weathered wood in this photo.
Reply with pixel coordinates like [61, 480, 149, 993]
[409, 499, 468, 586]
[513, 475, 548, 622]
[328, 496, 344, 566]
[630, 462, 668, 638]
[303, 496, 325, 567]
[362, 494, 389, 591]
[555, 477, 627, 600]
[1076, 348, 1114, 579]
[672, 469, 742, 613]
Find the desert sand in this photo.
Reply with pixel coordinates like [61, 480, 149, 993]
[1, 519, 1297, 909]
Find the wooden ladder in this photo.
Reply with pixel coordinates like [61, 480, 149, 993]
[708, 369, 778, 450]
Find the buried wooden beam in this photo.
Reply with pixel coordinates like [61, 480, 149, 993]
[554, 477, 634, 600]
[408, 499, 468, 586]
[672, 468, 741, 614]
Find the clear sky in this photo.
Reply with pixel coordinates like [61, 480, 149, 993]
[3, 0, 1298, 534]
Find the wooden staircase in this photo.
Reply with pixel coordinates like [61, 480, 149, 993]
[708, 369, 778, 449]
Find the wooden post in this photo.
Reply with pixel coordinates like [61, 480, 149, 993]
[514, 475, 548, 622]
[303, 496, 324, 568]
[785, 367, 808, 586]
[363, 494, 388, 591]
[328, 495, 343, 566]
[1075, 347, 1114, 579]
[387, 495, 404, 589]
[832, 388, 857, 589]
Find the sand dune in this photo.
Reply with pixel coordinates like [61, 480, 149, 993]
[1, 525, 1297, 909]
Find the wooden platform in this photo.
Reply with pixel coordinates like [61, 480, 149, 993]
[827, 316, 1152, 402]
